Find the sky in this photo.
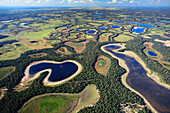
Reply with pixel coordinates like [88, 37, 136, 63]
[0, 0, 170, 7]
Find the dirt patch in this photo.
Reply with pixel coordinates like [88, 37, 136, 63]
[94, 55, 111, 76]
[65, 40, 89, 53]
[120, 103, 146, 113]
[57, 47, 72, 55]
[29, 53, 47, 58]
[0, 88, 7, 100]
[154, 39, 170, 47]
[143, 42, 170, 69]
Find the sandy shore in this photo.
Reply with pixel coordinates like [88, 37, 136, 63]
[20, 60, 83, 87]
[101, 43, 170, 113]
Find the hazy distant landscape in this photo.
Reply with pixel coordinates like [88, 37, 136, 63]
[0, 2, 170, 113]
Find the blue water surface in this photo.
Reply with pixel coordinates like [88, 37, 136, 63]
[98, 26, 106, 29]
[148, 51, 157, 56]
[95, 18, 105, 21]
[114, 21, 124, 23]
[133, 27, 145, 33]
[111, 25, 121, 28]
[87, 30, 96, 34]
[129, 22, 156, 27]
[75, 29, 80, 31]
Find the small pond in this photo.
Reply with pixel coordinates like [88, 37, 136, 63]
[148, 51, 157, 56]
[95, 18, 105, 21]
[114, 21, 124, 23]
[87, 30, 96, 34]
[75, 29, 80, 31]
[129, 22, 156, 28]
[133, 27, 145, 34]
[110, 25, 121, 28]
[98, 26, 106, 29]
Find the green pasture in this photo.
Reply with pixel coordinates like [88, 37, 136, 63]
[21, 96, 78, 113]
[0, 42, 30, 60]
[0, 44, 15, 53]
[98, 58, 107, 68]
[73, 43, 84, 47]
[99, 33, 113, 42]
[114, 35, 132, 42]
[0, 66, 15, 80]
[47, 40, 61, 45]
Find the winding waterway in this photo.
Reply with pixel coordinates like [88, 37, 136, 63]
[103, 44, 170, 113]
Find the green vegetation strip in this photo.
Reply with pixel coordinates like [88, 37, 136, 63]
[0, 66, 15, 80]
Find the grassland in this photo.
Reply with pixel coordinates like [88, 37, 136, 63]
[114, 34, 133, 42]
[98, 33, 113, 42]
[94, 56, 110, 76]
[20, 85, 99, 113]
[21, 96, 78, 113]
[0, 66, 15, 80]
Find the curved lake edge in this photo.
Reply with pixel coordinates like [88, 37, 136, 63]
[18, 84, 100, 113]
[21, 60, 83, 86]
[101, 43, 170, 113]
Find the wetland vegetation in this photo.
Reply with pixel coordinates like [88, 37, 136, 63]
[0, 7, 169, 113]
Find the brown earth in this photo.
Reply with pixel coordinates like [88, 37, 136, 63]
[57, 47, 72, 55]
[65, 40, 89, 53]
[94, 55, 111, 76]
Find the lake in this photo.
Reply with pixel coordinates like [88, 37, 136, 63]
[87, 30, 96, 34]
[114, 21, 124, 23]
[110, 25, 121, 28]
[104, 44, 170, 113]
[29, 62, 79, 82]
[95, 18, 105, 21]
[148, 51, 157, 56]
[133, 27, 145, 34]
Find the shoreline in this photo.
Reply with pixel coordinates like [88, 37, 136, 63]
[21, 60, 83, 87]
[101, 43, 170, 113]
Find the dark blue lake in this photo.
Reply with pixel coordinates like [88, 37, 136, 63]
[148, 51, 157, 56]
[29, 62, 78, 82]
[110, 25, 121, 28]
[104, 45, 170, 113]
[133, 27, 145, 33]
[98, 26, 106, 29]
[87, 30, 96, 34]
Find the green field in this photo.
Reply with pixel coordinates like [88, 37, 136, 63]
[21, 96, 78, 113]
[47, 40, 61, 45]
[21, 85, 99, 113]
[99, 33, 113, 42]
[0, 66, 15, 80]
[73, 43, 84, 47]
[98, 58, 107, 67]
[114, 34, 132, 42]
[0, 44, 15, 53]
